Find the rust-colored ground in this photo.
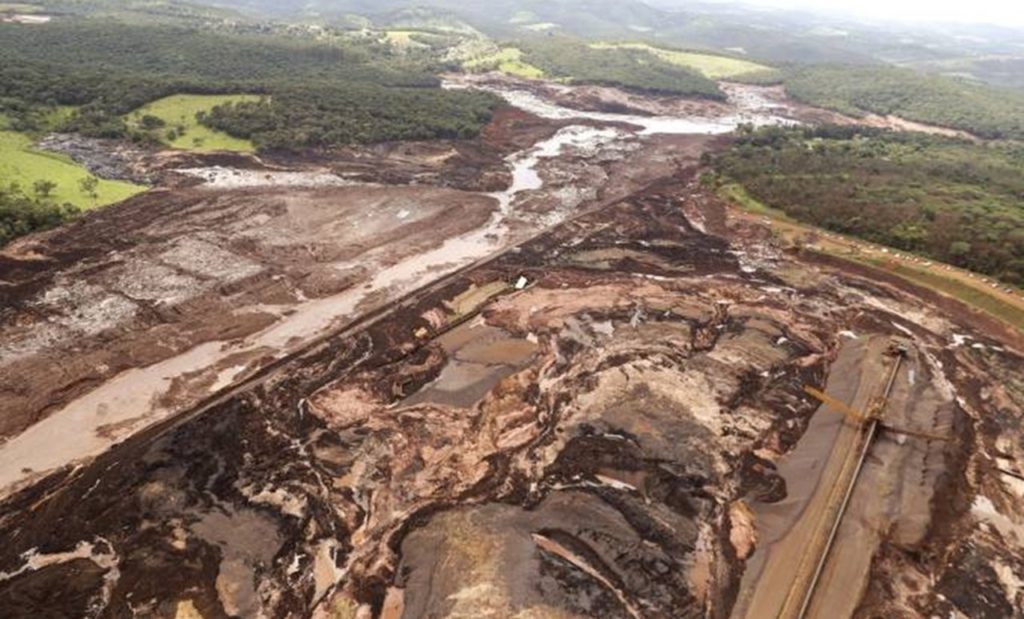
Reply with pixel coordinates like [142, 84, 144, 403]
[0, 82, 1022, 619]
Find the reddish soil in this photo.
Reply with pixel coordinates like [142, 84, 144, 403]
[0, 84, 1021, 619]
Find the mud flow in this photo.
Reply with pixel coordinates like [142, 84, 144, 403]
[1, 79, 1023, 619]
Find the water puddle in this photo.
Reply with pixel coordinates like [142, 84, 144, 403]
[402, 323, 537, 408]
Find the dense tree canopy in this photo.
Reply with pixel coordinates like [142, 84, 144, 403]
[519, 38, 724, 100]
[0, 20, 499, 144]
[712, 125, 1024, 285]
[199, 86, 499, 149]
[784, 65, 1024, 140]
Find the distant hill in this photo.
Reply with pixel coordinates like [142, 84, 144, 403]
[201, 0, 1024, 85]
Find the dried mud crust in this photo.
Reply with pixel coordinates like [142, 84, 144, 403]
[3, 103, 676, 444]
[1, 172, 1020, 619]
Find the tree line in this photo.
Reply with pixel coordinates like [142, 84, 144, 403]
[0, 20, 500, 145]
[710, 125, 1024, 286]
[518, 37, 725, 100]
[783, 65, 1024, 140]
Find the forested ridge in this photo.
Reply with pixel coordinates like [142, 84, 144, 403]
[518, 38, 724, 100]
[784, 65, 1024, 140]
[711, 125, 1024, 285]
[0, 20, 500, 146]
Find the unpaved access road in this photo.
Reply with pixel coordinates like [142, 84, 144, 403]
[732, 336, 892, 619]
[732, 335, 955, 619]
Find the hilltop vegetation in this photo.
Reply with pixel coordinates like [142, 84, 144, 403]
[711, 125, 1024, 285]
[0, 20, 499, 146]
[518, 38, 724, 99]
[464, 47, 545, 78]
[590, 42, 779, 81]
[784, 65, 1024, 140]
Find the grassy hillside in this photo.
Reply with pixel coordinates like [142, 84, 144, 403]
[0, 130, 145, 209]
[711, 125, 1024, 286]
[518, 37, 724, 99]
[463, 47, 544, 78]
[128, 94, 260, 152]
[590, 43, 777, 80]
[784, 65, 1024, 139]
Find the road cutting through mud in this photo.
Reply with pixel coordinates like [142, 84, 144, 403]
[1, 77, 1023, 619]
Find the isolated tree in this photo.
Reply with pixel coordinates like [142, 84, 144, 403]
[33, 179, 57, 198]
[139, 114, 165, 130]
[79, 175, 99, 203]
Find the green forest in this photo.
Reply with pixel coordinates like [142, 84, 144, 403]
[0, 184, 80, 246]
[710, 125, 1024, 285]
[518, 38, 724, 100]
[199, 86, 498, 149]
[0, 20, 500, 145]
[784, 65, 1024, 140]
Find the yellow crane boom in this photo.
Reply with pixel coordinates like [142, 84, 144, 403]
[803, 386, 871, 423]
[803, 385, 949, 442]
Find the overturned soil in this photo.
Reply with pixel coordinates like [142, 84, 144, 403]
[0, 81, 1022, 619]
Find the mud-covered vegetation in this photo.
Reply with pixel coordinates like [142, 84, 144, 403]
[0, 20, 500, 145]
[711, 125, 1024, 285]
[519, 37, 725, 100]
[784, 65, 1024, 139]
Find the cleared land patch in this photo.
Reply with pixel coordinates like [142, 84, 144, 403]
[591, 42, 776, 79]
[383, 30, 430, 49]
[128, 94, 261, 152]
[0, 130, 145, 209]
[464, 47, 545, 78]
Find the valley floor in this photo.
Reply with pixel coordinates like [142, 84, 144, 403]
[0, 77, 1022, 619]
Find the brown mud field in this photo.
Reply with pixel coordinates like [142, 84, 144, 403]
[0, 81, 1022, 619]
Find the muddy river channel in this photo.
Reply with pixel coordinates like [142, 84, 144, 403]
[0, 76, 1022, 619]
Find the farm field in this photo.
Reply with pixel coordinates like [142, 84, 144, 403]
[0, 130, 145, 209]
[128, 94, 261, 152]
[591, 42, 776, 78]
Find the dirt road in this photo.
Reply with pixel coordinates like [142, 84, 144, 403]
[732, 335, 955, 619]
[731, 336, 892, 619]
